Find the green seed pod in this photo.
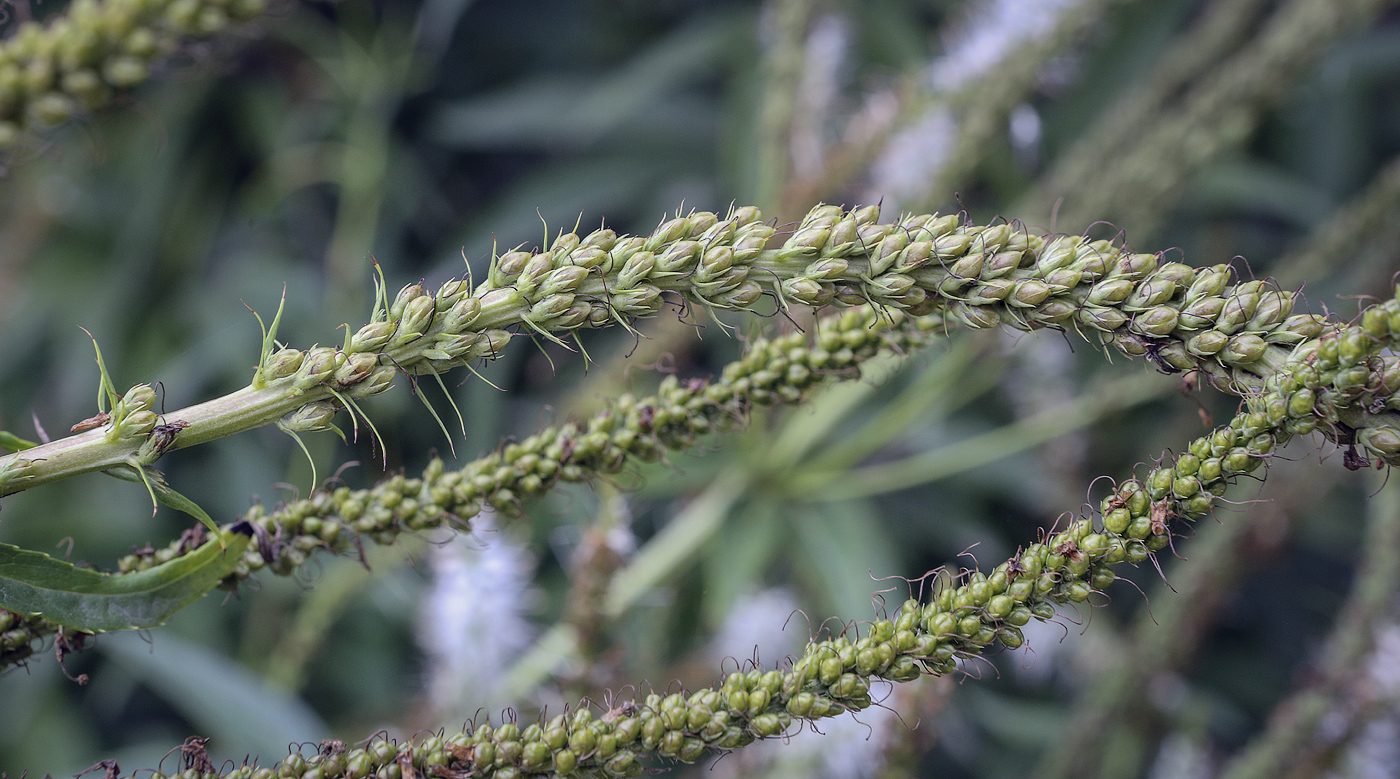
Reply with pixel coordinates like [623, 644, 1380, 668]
[1091, 566, 1116, 590]
[1123, 278, 1176, 310]
[1130, 306, 1179, 337]
[1079, 306, 1128, 332]
[1360, 427, 1400, 457]
[1008, 279, 1052, 308]
[613, 717, 641, 745]
[1246, 290, 1293, 330]
[1031, 601, 1057, 621]
[1221, 334, 1267, 365]
[1337, 329, 1372, 367]
[1182, 493, 1213, 516]
[278, 401, 338, 433]
[1065, 581, 1092, 602]
[986, 594, 1014, 619]
[604, 750, 638, 777]
[1274, 313, 1327, 343]
[786, 691, 815, 717]
[1186, 265, 1231, 300]
[1103, 508, 1131, 534]
[1178, 295, 1226, 330]
[750, 713, 782, 738]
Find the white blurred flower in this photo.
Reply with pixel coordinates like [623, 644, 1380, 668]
[709, 587, 805, 668]
[418, 514, 537, 720]
[792, 15, 851, 179]
[868, 108, 957, 205]
[867, 0, 1085, 208]
[930, 0, 1082, 92]
[1147, 732, 1213, 779]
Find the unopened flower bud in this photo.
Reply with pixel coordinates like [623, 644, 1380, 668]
[644, 217, 691, 252]
[435, 279, 470, 308]
[1221, 333, 1267, 365]
[334, 352, 378, 387]
[393, 295, 436, 343]
[720, 281, 763, 308]
[568, 246, 608, 269]
[1187, 330, 1228, 356]
[615, 250, 655, 289]
[656, 240, 701, 274]
[345, 366, 396, 399]
[1113, 252, 1158, 280]
[541, 265, 589, 295]
[733, 228, 773, 262]
[782, 277, 830, 306]
[696, 247, 734, 283]
[477, 287, 525, 317]
[952, 302, 1001, 329]
[278, 401, 338, 433]
[262, 347, 304, 380]
[550, 233, 580, 256]
[114, 409, 158, 439]
[1008, 279, 1051, 308]
[1186, 266, 1231, 300]
[121, 384, 156, 411]
[979, 250, 1022, 279]
[1246, 291, 1293, 331]
[868, 231, 908, 276]
[1131, 306, 1180, 337]
[580, 228, 617, 251]
[1088, 278, 1134, 306]
[293, 347, 342, 390]
[932, 233, 972, 258]
[1078, 306, 1127, 332]
[1360, 426, 1400, 457]
[688, 210, 719, 234]
[528, 294, 575, 322]
[441, 298, 482, 332]
[349, 321, 395, 352]
[1124, 278, 1176, 310]
[1178, 296, 1226, 330]
[495, 250, 531, 280]
[389, 283, 426, 320]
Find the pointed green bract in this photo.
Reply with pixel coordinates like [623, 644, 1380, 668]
[0, 527, 251, 632]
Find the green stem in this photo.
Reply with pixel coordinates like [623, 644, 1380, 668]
[6, 202, 1383, 499]
[797, 370, 1169, 499]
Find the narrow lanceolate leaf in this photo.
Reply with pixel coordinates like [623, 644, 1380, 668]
[0, 524, 252, 632]
[0, 431, 36, 452]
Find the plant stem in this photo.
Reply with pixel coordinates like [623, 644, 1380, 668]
[5, 202, 1386, 499]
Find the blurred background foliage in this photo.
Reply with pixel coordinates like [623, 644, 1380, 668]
[2, 0, 1400, 777]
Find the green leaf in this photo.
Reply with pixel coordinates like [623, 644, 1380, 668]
[107, 463, 225, 540]
[103, 631, 328, 761]
[0, 525, 252, 632]
[0, 431, 36, 452]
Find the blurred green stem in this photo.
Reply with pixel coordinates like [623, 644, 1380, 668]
[799, 370, 1169, 500]
[751, 0, 814, 213]
[1215, 472, 1400, 779]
